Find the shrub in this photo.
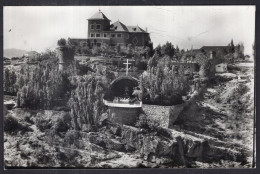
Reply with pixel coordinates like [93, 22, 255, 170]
[68, 74, 110, 131]
[57, 38, 67, 47]
[63, 130, 81, 148]
[135, 113, 159, 131]
[54, 113, 71, 133]
[4, 114, 32, 134]
[141, 57, 191, 105]
[35, 114, 52, 132]
[4, 115, 21, 134]
[16, 54, 75, 110]
[4, 68, 18, 95]
[64, 144, 80, 162]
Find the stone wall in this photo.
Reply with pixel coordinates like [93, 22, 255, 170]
[108, 107, 141, 126]
[143, 85, 207, 129]
[142, 104, 171, 128]
[168, 84, 207, 128]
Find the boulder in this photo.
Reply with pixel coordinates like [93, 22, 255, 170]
[106, 139, 126, 152]
[109, 125, 122, 137]
[185, 140, 209, 159]
[88, 132, 107, 148]
[121, 125, 142, 149]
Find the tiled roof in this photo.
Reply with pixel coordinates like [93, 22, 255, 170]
[126, 26, 147, 33]
[110, 21, 129, 32]
[110, 22, 148, 33]
[88, 11, 110, 21]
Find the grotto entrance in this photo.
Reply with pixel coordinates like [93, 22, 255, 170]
[103, 76, 142, 125]
[104, 76, 141, 105]
[110, 76, 139, 99]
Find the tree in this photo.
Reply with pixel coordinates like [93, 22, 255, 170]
[4, 68, 17, 94]
[143, 41, 154, 59]
[57, 38, 66, 47]
[154, 45, 162, 57]
[4, 68, 10, 92]
[115, 44, 121, 55]
[155, 65, 164, 92]
[229, 39, 235, 54]
[126, 44, 134, 57]
[161, 42, 175, 58]
[16, 49, 75, 109]
[91, 46, 101, 56]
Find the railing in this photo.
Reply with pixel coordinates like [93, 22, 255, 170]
[103, 99, 142, 108]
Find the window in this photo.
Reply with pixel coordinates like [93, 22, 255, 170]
[90, 33, 95, 38]
[126, 34, 129, 39]
[104, 33, 107, 37]
[96, 33, 101, 37]
[183, 66, 186, 68]
[188, 66, 190, 69]
[96, 24, 101, 30]
[132, 37, 138, 45]
[111, 33, 115, 38]
[117, 34, 122, 38]
[90, 25, 94, 30]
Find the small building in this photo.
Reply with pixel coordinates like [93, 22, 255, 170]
[215, 63, 227, 73]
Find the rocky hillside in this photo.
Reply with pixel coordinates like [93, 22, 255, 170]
[4, 63, 254, 168]
[173, 63, 254, 167]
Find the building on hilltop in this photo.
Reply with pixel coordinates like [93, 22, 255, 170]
[200, 45, 244, 59]
[71, 10, 150, 48]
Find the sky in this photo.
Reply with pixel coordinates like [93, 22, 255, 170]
[4, 6, 255, 55]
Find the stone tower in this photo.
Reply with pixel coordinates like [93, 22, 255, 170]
[87, 10, 111, 39]
[56, 46, 74, 71]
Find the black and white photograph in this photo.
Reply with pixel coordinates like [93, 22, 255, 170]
[3, 5, 255, 168]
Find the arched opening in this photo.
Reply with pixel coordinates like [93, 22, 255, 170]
[104, 76, 139, 101]
[110, 76, 139, 98]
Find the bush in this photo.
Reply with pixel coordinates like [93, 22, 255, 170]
[54, 113, 71, 133]
[4, 115, 21, 134]
[68, 74, 109, 131]
[63, 130, 81, 148]
[4, 114, 32, 134]
[16, 55, 75, 110]
[57, 38, 67, 47]
[135, 113, 159, 131]
[4, 68, 17, 95]
[35, 114, 52, 132]
[141, 57, 191, 105]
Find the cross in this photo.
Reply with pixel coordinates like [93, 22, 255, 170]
[123, 59, 131, 76]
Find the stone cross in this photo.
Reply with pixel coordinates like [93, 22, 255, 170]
[123, 59, 131, 76]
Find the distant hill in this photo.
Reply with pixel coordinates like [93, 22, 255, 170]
[26, 51, 40, 57]
[4, 48, 29, 59]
